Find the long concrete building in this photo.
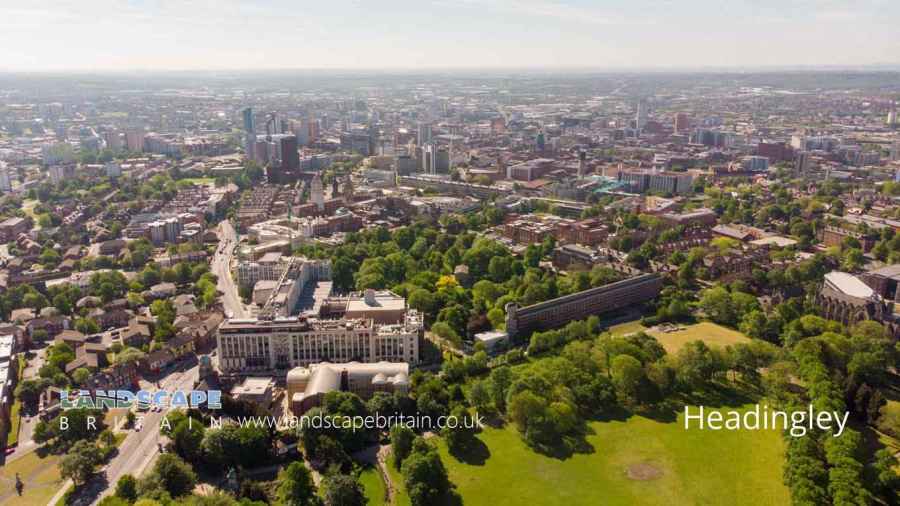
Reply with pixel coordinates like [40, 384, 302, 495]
[505, 273, 663, 338]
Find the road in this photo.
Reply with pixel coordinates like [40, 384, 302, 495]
[86, 364, 200, 505]
[212, 220, 249, 319]
[8, 345, 48, 460]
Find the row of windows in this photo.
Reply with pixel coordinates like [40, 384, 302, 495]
[218, 332, 418, 370]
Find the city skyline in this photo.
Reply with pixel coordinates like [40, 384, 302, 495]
[1, 0, 898, 72]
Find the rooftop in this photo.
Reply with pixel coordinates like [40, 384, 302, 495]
[824, 271, 875, 299]
[230, 377, 274, 396]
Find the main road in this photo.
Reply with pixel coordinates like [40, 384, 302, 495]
[212, 220, 250, 319]
[88, 364, 200, 505]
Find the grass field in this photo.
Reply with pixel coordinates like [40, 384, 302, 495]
[609, 320, 648, 337]
[436, 404, 789, 506]
[647, 321, 750, 354]
[8, 399, 21, 446]
[876, 400, 900, 473]
[7, 355, 26, 446]
[0, 451, 64, 506]
[386, 454, 411, 506]
[359, 466, 387, 506]
[181, 177, 216, 185]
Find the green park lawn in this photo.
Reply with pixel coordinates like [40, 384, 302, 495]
[386, 454, 411, 506]
[647, 321, 751, 354]
[182, 177, 216, 185]
[8, 399, 21, 446]
[359, 466, 387, 506]
[435, 404, 789, 506]
[608, 320, 648, 337]
[876, 400, 900, 473]
[7, 355, 26, 446]
[0, 451, 65, 506]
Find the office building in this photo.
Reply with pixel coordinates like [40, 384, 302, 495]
[311, 173, 324, 212]
[0, 163, 11, 192]
[242, 107, 256, 160]
[673, 112, 690, 133]
[417, 122, 433, 145]
[104, 130, 123, 152]
[741, 155, 770, 172]
[125, 130, 144, 152]
[691, 129, 730, 148]
[635, 99, 647, 132]
[617, 169, 693, 195]
[418, 144, 450, 174]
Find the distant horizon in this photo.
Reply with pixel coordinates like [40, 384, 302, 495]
[2, 1, 898, 72]
[2, 62, 900, 76]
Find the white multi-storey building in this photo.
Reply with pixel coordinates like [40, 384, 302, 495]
[216, 311, 422, 374]
[236, 254, 331, 290]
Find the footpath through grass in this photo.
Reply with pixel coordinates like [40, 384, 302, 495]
[436, 403, 789, 506]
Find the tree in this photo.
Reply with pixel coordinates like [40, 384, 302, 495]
[390, 425, 416, 469]
[873, 448, 898, 499]
[841, 247, 865, 271]
[699, 286, 736, 326]
[401, 439, 451, 506]
[487, 367, 514, 413]
[442, 406, 476, 457]
[467, 379, 492, 413]
[610, 354, 644, 403]
[75, 317, 100, 335]
[739, 310, 768, 340]
[150, 453, 197, 497]
[115, 347, 146, 366]
[675, 341, 721, 388]
[488, 256, 512, 282]
[15, 377, 49, 405]
[172, 416, 206, 463]
[72, 367, 91, 385]
[277, 461, 317, 506]
[322, 473, 366, 506]
[60, 440, 102, 486]
[407, 288, 437, 316]
[823, 429, 871, 506]
[507, 390, 544, 435]
[523, 244, 541, 268]
[116, 474, 139, 502]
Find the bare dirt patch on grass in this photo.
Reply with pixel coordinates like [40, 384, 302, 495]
[625, 461, 663, 481]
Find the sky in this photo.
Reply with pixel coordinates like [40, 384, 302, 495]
[0, 0, 898, 72]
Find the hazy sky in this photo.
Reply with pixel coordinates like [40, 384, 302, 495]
[1, 0, 898, 71]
